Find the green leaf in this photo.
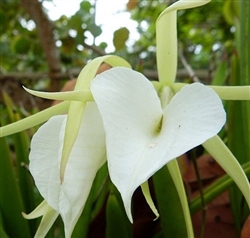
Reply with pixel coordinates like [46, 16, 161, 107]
[190, 161, 250, 214]
[0, 137, 31, 238]
[0, 211, 10, 238]
[222, 0, 240, 25]
[80, 1, 92, 12]
[153, 160, 193, 238]
[2, 92, 38, 234]
[105, 189, 132, 238]
[227, 1, 250, 233]
[211, 61, 227, 85]
[89, 163, 109, 219]
[113, 27, 129, 51]
[88, 22, 102, 37]
[11, 36, 31, 54]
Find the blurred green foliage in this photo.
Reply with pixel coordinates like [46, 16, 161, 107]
[0, 0, 236, 80]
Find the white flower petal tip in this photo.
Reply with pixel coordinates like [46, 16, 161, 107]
[91, 68, 226, 221]
[29, 102, 106, 236]
[168, 82, 227, 140]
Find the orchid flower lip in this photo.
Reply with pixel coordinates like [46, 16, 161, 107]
[91, 67, 226, 222]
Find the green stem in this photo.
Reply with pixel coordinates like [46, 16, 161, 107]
[240, 0, 250, 86]
[190, 153, 206, 238]
[190, 162, 250, 214]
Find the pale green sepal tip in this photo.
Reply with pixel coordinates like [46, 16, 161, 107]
[158, 0, 211, 17]
[141, 181, 159, 221]
[22, 200, 48, 219]
[167, 159, 194, 238]
[103, 55, 131, 68]
[23, 200, 59, 238]
[23, 86, 94, 102]
[0, 101, 70, 137]
[203, 136, 250, 209]
[33, 206, 59, 238]
[75, 55, 131, 90]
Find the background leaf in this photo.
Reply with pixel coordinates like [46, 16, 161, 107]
[0, 137, 31, 238]
[113, 27, 129, 51]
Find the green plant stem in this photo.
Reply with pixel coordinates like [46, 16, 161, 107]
[190, 153, 206, 238]
[190, 161, 250, 214]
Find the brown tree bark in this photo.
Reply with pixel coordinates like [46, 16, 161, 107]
[20, 0, 62, 91]
[0, 69, 210, 82]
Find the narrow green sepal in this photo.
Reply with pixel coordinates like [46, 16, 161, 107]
[141, 181, 159, 221]
[202, 136, 250, 209]
[60, 55, 131, 182]
[0, 101, 70, 137]
[173, 83, 250, 100]
[33, 206, 58, 238]
[22, 200, 48, 219]
[167, 160, 194, 238]
[23, 87, 93, 102]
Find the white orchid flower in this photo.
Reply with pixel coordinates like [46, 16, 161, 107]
[24, 103, 106, 238]
[90, 66, 226, 222]
[25, 61, 227, 235]
[1, 0, 250, 237]
[20, 55, 131, 238]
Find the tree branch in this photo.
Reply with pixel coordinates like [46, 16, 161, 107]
[83, 42, 106, 56]
[0, 69, 209, 82]
[20, 0, 62, 91]
[179, 44, 200, 82]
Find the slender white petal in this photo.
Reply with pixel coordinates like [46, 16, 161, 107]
[29, 116, 63, 210]
[29, 102, 106, 237]
[91, 67, 226, 222]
